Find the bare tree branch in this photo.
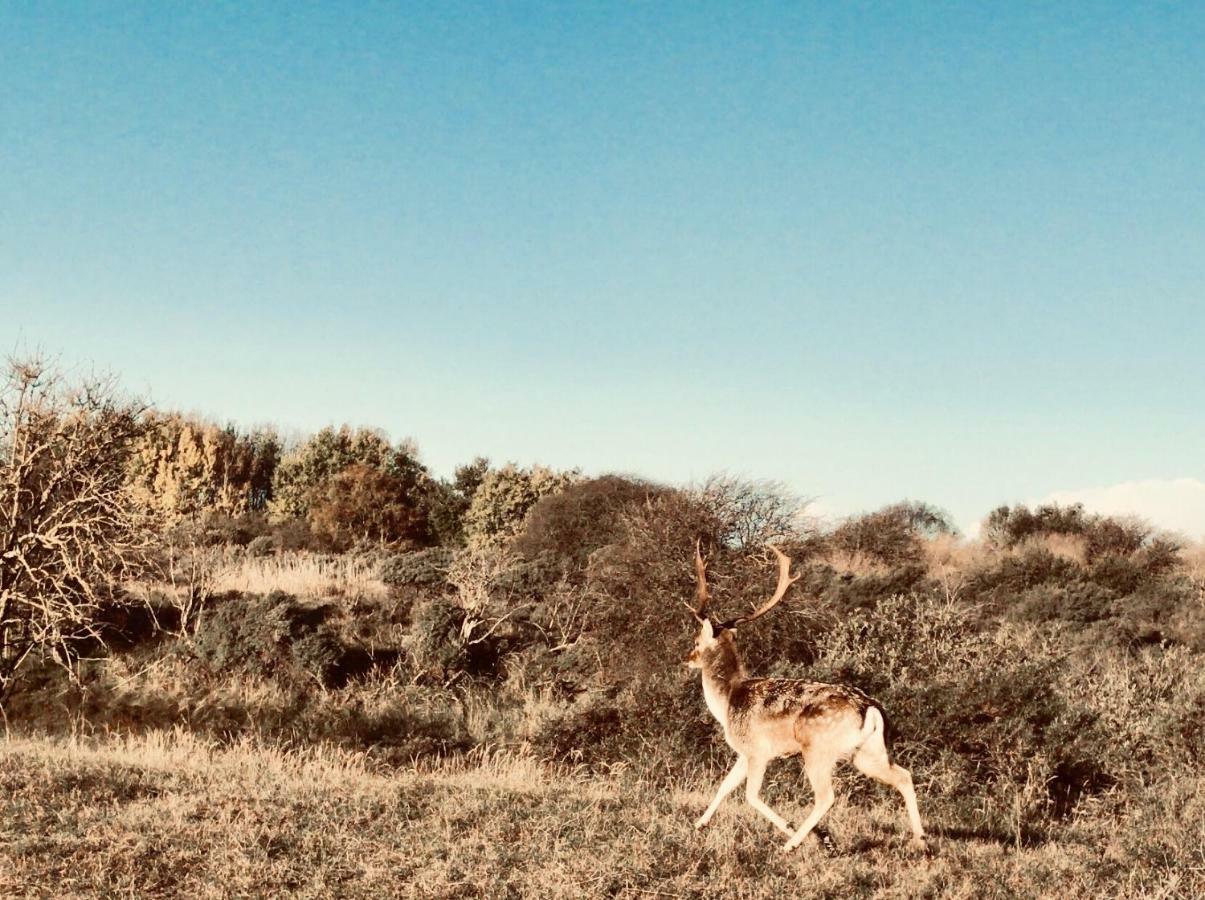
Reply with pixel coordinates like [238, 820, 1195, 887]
[0, 356, 154, 698]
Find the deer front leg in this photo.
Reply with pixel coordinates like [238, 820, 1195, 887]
[745, 757, 794, 836]
[695, 755, 748, 829]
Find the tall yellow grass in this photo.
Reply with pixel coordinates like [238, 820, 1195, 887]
[212, 553, 388, 600]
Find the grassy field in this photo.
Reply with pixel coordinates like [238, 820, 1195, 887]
[2, 730, 1200, 899]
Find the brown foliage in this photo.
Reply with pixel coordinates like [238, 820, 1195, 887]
[514, 474, 665, 572]
[827, 500, 954, 569]
[307, 462, 430, 550]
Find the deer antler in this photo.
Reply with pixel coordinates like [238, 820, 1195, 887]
[726, 545, 800, 628]
[685, 538, 710, 622]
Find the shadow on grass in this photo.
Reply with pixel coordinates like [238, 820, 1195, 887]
[926, 823, 1048, 848]
[826, 821, 1049, 856]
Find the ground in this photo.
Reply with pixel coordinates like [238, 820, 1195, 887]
[1, 731, 1198, 899]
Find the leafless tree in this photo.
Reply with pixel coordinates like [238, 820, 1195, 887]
[446, 544, 529, 647]
[162, 524, 234, 636]
[0, 357, 151, 697]
[697, 475, 810, 550]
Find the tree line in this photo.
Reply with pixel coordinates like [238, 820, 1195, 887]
[0, 356, 573, 693]
[125, 410, 576, 552]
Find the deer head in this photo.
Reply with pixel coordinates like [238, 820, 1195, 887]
[684, 540, 800, 669]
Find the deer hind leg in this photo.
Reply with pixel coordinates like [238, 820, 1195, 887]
[783, 752, 837, 852]
[695, 755, 748, 829]
[744, 756, 793, 836]
[852, 740, 926, 848]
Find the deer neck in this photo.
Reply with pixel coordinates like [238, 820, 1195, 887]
[699, 635, 746, 724]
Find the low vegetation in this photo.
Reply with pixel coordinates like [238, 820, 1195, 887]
[2, 356, 1203, 896]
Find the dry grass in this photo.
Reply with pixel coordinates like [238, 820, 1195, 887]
[1011, 533, 1090, 565]
[916, 533, 1102, 602]
[921, 533, 1088, 579]
[823, 549, 895, 578]
[921, 535, 992, 600]
[1182, 541, 1205, 600]
[212, 553, 388, 601]
[1, 730, 1201, 899]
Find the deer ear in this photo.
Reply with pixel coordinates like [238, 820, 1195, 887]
[700, 619, 714, 639]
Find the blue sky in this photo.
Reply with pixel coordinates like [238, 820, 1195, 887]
[4, 2, 1203, 534]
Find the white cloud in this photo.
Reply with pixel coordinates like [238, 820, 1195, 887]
[1031, 478, 1205, 541]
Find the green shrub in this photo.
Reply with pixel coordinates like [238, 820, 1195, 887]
[1110, 577, 1205, 649]
[1088, 555, 1145, 594]
[462, 464, 578, 549]
[1008, 581, 1118, 626]
[985, 503, 1090, 548]
[1084, 516, 1150, 560]
[199, 512, 272, 547]
[493, 551, 560, 597]
[967, 547, 1079, 603]
[402, 597, 467, 681]
[984, 503, 1157, 563]
[514, 475, 666, 575]
[815, 563, 931, 613]
[381, 548, 455, 588]
[810, 593, 1119, 831]
[247, 535, 275, 557]
[528, 674, 721, 778]
[191, 591, 344, 686]
[1135, 536, 1183, 576]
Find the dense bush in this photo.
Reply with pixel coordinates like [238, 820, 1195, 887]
[195, 512, 272, 547]
[190, 591, 345, 686]
[126, 413, 280, 519]
[966, 547, 1080, 603]
[514, 475, 664, 575]
[424, 457, 490, 546]
[809, 594, 1123, 833]
[1008, 581, 1118, 626]
[984, 503, 1163, 564]
[1088, 554, 1145, 595]
[827, 501, 954, 569]
[492, 551, 561, 598]
[527, 673, 721, 777]
[381, 548, 455, 588]
[308, 462, 433, 550]
[984, 503, 1091, 548]
[813, 562, 931, 612]
[1110, 577, 1205, 649]
[462, 463, 578, 548]
[402, 597, 467, 682]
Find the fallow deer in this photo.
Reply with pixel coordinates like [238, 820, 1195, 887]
[685, 542, 926, 852]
